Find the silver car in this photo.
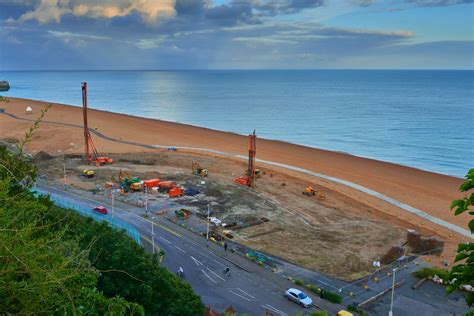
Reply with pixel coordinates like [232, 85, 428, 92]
[284, 288, 313, 308]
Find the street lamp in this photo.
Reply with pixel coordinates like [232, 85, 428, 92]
[151, 216, 156, 255]
[389, 268, 397, 316]
[145, 186, 148, 217]
[111, 188, 115, 219]
[206, 204, 210, 243]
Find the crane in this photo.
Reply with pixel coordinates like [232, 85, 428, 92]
[82, 82, 113, 165]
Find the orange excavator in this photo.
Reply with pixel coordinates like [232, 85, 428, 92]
[234, 130, 257, 187]
[82, 82, 113, 165]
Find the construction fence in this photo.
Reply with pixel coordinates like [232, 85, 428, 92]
[35, 188, 142, 245]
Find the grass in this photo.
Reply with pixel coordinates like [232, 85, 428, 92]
[413, 267, 450, 281]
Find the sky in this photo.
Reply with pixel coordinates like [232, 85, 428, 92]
[0, 0, 473, 70]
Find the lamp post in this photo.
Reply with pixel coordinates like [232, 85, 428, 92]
[151, 216, 155, 255]
[145, 186, 148, 217]
[111, 188, 115, 219]
[206, 204, 210, 243]
[389, 268, 397, 316]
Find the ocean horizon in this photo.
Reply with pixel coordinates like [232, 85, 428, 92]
[1, 69, 473, 178]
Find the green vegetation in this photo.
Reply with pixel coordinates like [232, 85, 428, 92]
[310, 311, 329, 316]
[0, 138, 204, 314]
[319, 289, 343, 304]
[413, 267, 450, 281]
[295, 278, 305, 286]
[448, 168, 474, 308]
[347, 304, 366, 315]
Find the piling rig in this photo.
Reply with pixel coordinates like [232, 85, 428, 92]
[82, 82, 113, 165]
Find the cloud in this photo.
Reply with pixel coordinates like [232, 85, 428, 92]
[407, 0, 473, 6]
[357, 0, 473, 6]
[17, 0, 177, 24]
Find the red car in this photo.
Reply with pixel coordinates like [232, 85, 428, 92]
[93, 206, 108, 214]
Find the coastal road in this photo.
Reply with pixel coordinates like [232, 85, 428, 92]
[37, 184, 334, 315]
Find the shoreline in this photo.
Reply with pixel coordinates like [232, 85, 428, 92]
[4, 97, 465, 179]
[0, 97, 469, 241]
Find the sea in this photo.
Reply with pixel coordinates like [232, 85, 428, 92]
[1, 70, 472, 178]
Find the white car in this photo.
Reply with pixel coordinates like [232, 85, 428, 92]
[284, 288, 313, 308]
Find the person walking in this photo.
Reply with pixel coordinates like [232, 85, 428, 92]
[224, 241, 228, 252]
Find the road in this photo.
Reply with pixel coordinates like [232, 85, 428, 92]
[37, 183, 337, 315]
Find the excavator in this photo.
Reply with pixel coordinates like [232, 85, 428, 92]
[303, 186, 316, 196]
[82, 169, 95, 178]
[192, 160, 208, 177]
[118, 169, 143, 192]
[303, 186, 326, 200]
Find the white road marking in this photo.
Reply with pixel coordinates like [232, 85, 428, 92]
[159, 236, 171, 244]
[175, 245, 186, 253]
[262, 304, 287, 316]
[206, 267, 225, 282]
[201, 269, 217, 284]
[236, 288, 256, 299]
[191, 256, 203, 266]
[229, 289, 252, 301]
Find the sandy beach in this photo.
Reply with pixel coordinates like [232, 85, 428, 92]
[0, 97, 469, 264]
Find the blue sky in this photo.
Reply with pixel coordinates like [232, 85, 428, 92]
[0, 0, 472, 70]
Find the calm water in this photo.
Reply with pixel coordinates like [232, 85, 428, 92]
[1, 70, 473, 177]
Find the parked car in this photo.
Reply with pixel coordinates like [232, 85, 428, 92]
[284, 288, 313, 308]
[93, 206, 108, 214]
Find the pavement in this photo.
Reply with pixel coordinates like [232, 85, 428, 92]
[36, 182, 469, 316]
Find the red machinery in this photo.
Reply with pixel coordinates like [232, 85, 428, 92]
[234, 130, 257, 187]
[82, 82, 113, 165]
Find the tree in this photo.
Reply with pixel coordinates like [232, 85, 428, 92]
[448, 168, 474, 308]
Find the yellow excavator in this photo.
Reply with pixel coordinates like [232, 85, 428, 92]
[303, 186, 326, 200]
[192, 161, 208, 177]
[303, 186, 316, 196]
[82, 169, 95, 178]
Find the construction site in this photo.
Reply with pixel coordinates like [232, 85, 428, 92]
[2, 82, 450, 281]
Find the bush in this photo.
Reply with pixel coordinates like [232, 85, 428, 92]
[320, 289, 343, 304]
[413, 267, 450, 281]
[295, 279, 305, 286]
[311, 311, 329, 316]
[347, 304, 366, 315]
[306, 284, 320, 294]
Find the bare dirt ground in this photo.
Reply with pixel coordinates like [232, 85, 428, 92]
[29, 148, 446, 281]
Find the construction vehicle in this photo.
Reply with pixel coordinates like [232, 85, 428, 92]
[234, 130, 257, 187]
[144, 179, 160, 189]
[82, 82, 113, 165]
[303, 186, 326, 200]
[159, 181, 176, 192]
[192, 161, 208, 177]
[82, 169, 95, 178]
[169, 187, 184, 198]
[118, 169, 132, 193]
[303, 186, 316, 196]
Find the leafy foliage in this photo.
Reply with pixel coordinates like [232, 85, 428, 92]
[295, 278, 305, 286]
[0, 143, 204, 315]
[413, 267, 450, 281]
[448, 168, 474, 308]
[319, 289, 343, 304]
